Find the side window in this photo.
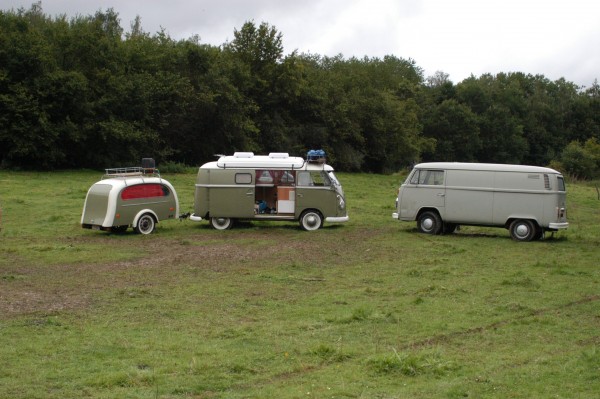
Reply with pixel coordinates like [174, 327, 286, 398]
[297, 171, 331, 187]
[256, 170, 273, 184]
[312, 171, 331, 186]
[235, 173, 252, 184]
[411, 170, 444, 185]
[409, 170, 420, 184]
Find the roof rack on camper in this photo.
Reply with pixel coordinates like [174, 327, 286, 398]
[102, 158, 160, 179]
[307, 149, 326, 164]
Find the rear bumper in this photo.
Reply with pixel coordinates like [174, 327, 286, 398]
[326, 216, 349, 223]
[548, 222, 568, 230]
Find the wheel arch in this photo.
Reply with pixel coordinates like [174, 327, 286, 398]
[415, 207, 442, 221]
[504, 216, 540, 230]
[133, 209, 159, 227]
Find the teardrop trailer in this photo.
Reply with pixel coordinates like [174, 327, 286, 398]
[392, 162, 568, 241]
[81, 159, 180, 234]
[189, 151, 349, 230]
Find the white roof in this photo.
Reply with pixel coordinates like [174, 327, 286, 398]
[414, 162, 561, 174]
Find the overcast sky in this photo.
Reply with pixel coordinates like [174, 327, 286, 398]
[4, 0, 599, 87]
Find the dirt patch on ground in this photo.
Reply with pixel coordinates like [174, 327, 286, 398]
[0, 228, 361, 317]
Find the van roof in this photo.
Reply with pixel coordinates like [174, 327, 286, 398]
[213, 152, 306, 169]
[414, 162, 561, 174]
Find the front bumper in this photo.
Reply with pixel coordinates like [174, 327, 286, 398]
[326, 216, 349, 223]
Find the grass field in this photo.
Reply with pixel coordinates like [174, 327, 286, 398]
[0, 170, 599, 398]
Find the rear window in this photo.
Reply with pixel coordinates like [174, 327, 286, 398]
[121, 184, 169, 200]
[557, 176, 566, 192]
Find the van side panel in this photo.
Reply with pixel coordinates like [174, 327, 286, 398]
[206, 169, 255, 218]
[444, 170, 494, 224]
[492, 172, 546, 225]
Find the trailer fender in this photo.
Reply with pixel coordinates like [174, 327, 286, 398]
[133, 209, 160, 228]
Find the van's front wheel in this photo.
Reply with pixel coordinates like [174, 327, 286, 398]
[210, 217, 234, 230]
[509, 219, 538, 242]
[417, 211, 442, 235]
[300, 210, 323, 231]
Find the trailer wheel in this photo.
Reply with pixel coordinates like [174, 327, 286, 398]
[210, 217, 234, 230]
[509, 219, 537, 242]
[417, 211, 442, 235]
[299, 210, 323, 231]
[135, 213, 156, 235]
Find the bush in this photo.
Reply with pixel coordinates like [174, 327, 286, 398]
[558, 139, 600, 179]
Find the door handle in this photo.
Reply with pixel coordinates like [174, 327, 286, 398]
[246, 190, 254, 196]
[297, 193, 303, 198]
[437, 193, 445, 197]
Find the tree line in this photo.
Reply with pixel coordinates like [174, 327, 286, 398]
[1, 4, 599, 176]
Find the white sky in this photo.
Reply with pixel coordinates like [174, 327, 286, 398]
[3, 0, 600, 87]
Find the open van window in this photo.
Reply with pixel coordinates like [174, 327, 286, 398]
[297, 171, 331, 187]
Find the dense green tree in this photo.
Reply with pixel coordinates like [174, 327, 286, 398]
[1, 4, 599, 173]
[422, 99, 481, 162]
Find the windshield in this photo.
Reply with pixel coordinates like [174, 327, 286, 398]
[327, 171, 344, 196]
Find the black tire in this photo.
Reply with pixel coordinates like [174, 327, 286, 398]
[443, 223, 457, 234]
[417, 211, 442, 235]
[210, 217, 234, 230]
[509, 219, 537, 242]
[111, 225, 129, 233]
[299, 210, 323, 231]
[134, 213, 156, 235]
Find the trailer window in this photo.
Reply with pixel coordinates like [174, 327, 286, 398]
[410, 169, 444, 185]
[121, 184, 169, 200]
[235, 173, 252, 184]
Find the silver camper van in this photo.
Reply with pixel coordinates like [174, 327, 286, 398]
[189, 151, 348, 230]
[392, 162, 568, 241]
[81, 160, 180, 234]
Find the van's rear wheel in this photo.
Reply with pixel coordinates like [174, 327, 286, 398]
[300, 210, 323, 231]
[443, 223, 457, 234]
[417, 211, 442, 235]
[509, 219, 538, 242]
[135, 213, 156, 235]
[210, 217, 234, 230]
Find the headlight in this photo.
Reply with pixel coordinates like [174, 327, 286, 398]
[337, 195, 345, 210]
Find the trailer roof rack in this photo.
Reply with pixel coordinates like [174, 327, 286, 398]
[102, 158, 160, 179]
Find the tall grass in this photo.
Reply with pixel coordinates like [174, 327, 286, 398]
[0, 170, 599, 398]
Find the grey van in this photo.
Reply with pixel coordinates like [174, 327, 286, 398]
[392, 162, 568, 241]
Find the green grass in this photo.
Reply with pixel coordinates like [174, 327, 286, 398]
[0, 170, 599, 398]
